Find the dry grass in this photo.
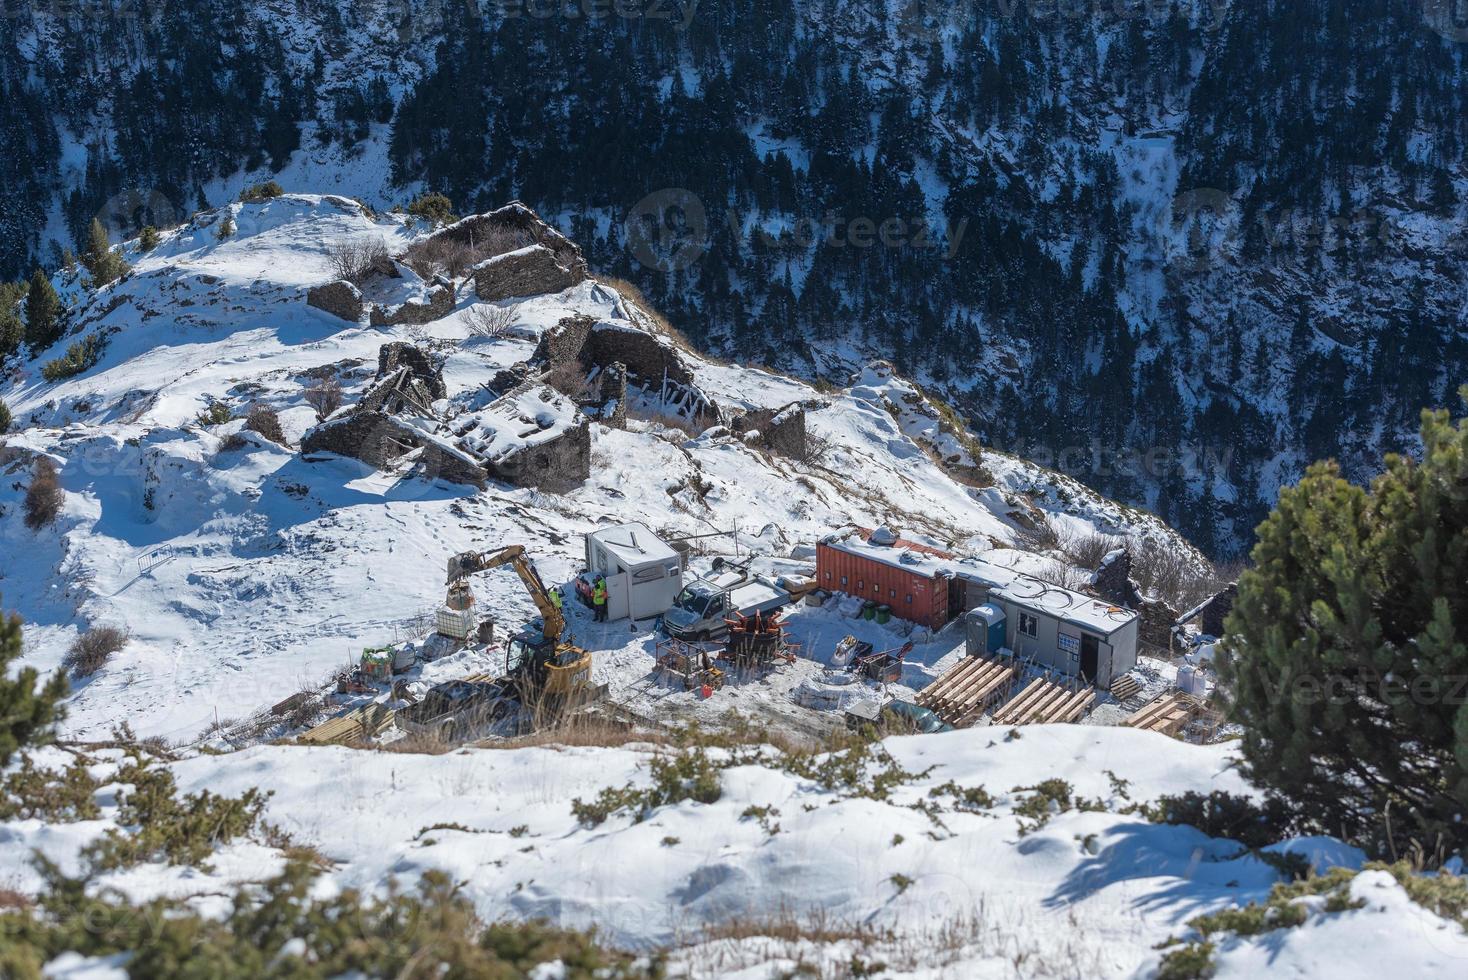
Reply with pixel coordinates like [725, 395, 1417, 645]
[1060, 528, 1123, 570]
[245, 403, 285, 444]
[464, 303, 515, 339]
[64, 625, 129, 677]
[1129, 535, 1223, 610]
[326, 236, 391, 285]
[23, 457, 63, 530]
[402, 225, 533, 280]
[543, 359, 595, 399]
[303, 376, 344, 421]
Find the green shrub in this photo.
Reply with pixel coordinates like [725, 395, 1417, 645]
[41, 334, 104, 382]
[1156, 941, 1216, 980]
[571, 744, 723, 826]
[84, 758, 269, 872]
[1140, 791, 1299, 850]
[1219, 390, 1468, 858]
[239, 180, 284, 202]
[0, 755, 101, 821]
[196, 401, 233, 426]
[216, 215, 235, 239]
[0, 398, 11, 433]
[0, 599, 68, 769]
[407, 191, 456, 226]
[1, 860, 649, 979]
[138, 225, 160, 251]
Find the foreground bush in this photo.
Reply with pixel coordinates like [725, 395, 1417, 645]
[1219, 389, 1468, 860]
[0, 860, 650, 980]
[0, 599, 68, 768]
[245, 403, 285, 444]
[239, 180, 284, 202]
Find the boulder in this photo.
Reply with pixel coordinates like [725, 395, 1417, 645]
[369, 280, 455, 326]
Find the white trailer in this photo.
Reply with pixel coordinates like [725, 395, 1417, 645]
[583, 523, 684, 621]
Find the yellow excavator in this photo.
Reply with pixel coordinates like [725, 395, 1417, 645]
[446, 545, 592, 703]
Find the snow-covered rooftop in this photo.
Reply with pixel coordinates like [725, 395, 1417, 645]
[588, 522, 679, 569]
[444, 383, 581, 463]
[993, 577, 1137, 637]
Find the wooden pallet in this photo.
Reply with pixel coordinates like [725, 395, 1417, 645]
[991, 677, 1096, 726]
[1109, 674, 1142, 702]
[916, 655, 1017, 728]
[1123, 692, 1205, 737]
[299, 703, 395, 746]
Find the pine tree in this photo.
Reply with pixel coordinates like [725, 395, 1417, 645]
[82, 218, 128, 285]
[24, 269, 61, 352]
[1219, 388, 1468, 858]
[0, 598, 68, 768]
[0, 397, 10, 432]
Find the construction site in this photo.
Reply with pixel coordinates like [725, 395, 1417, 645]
[292, 518, 1229, 751]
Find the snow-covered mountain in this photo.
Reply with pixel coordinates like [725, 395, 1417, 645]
[4, 1, 1464, 558]
[1, 193, 1195, 742]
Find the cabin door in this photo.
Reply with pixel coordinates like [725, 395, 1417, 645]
[1079, 634, 1100, 685]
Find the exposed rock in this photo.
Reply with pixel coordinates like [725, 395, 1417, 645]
[473, 244, 584, 303]
[306, 279, 364, 322]
[301, 410, 420, 469]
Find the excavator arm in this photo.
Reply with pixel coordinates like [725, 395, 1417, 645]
[446, 545, 564, 642]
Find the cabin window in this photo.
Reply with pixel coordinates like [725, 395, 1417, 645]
[824, 571, 832, 581]
[840, 576, 848, 586]
[872, 583, 880, 595]
[1019, 612, 1039, 638]
[857, 579, 864, 590]
[889, 588, 897, 599]
[905, 594, 913, 604]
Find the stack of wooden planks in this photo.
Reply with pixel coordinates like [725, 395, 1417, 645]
[991, 677, 1096, 726]
[299, 703, 396, 746]
[916, 655, 1017, 727]
[1109, 673, 1142, 702]
[1123, 692, 1206, 737]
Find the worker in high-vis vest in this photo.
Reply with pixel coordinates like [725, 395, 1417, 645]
[549, 587, 563, 612]
[593, 576, 608, 621]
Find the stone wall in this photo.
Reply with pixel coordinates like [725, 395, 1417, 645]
[370, 280, 456, 326]
[301, 411, 419, 468]
[377, 342, 447, 401]
[486, 419, 591, 493]
[306, 279, 364, 322]
[1197, 583, 1237, 638]
[433, 201, 588, 281]
[473, 245, 585, 303]
[730, 403, 807, 459]
[1093, 548, 1177, 651]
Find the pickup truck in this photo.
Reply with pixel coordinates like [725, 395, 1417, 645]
[660, 567, 792, 642]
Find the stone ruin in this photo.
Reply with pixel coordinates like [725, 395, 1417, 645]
[307, 201, 586, 323]
[531, 313, 721, 424]
[1092, 548, 1179, 651]
[1179, 582, 1237, 639]
[301, 342, 589, 492]
[433, 202, 588, 302]
[729, 403, 808, 460]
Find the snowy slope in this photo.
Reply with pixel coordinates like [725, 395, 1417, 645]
[5, 728, 1464, 978]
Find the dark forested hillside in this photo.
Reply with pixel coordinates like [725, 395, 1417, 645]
[2, 0, 1465, 557]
